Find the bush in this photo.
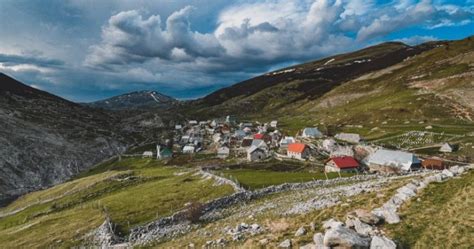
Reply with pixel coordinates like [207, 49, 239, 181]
[183, 201, 204, 223]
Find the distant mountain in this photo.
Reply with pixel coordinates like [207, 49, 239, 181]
[85, 90, 177, 110]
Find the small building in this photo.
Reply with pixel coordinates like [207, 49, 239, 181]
[243, 127, 252, 133]
[247, 146, 266, 161]
[422, 158, 445, 170]
[325, 156, 359, 173]
[367, 149, 421, 173]
[279, 136, 296, 148]
[175, 124, 183, 130]
[439, 143, 454, 153]
[189, 120, 198, 126]
[251, 139, 268, 151]
[183, 145, 195, 154]
[234, 130, 246, 139]
[241, 138, 253, 148]
[226, 115, 237, 123]
[302, 128, 323, 138]
[270, 120, 278, 128]
[335, 133, 362, 144]
[156, 145, 173, 159]
[142, 151, 153, 158]
[212, 133, 222, 143]
[322, 138, 337, 152]
[254, 133, 264, 140]
[287, 143, 310, 160]
[217, 146, 230, 159]
[180, 135, 190, 144]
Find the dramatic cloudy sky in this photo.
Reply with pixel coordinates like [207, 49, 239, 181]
[0, 0, 473, 102]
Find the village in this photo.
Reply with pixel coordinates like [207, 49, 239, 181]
[141, 115, 456, 175]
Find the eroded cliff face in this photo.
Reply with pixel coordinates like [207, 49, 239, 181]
[0, 74, 131, 205]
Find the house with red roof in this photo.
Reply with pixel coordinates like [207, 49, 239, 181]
[254, 133, 264, 140]
[287, 143, 310, 160]
[325, 156, 360, 173]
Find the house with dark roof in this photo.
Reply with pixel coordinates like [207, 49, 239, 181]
[325, 156, 360, 173]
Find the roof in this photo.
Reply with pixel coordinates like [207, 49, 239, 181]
[247, 145, 264, 154]
[368, 149, 420, 171]
[160, 148, 173, 156]
[254, 133, 264, 139]
[241, 139, 253, 147]
[251, 139, 267, 149]
[335, 133, 361, 143]
[330, 156, 359, 169]
[218, 147, 230, 154]
[288, 143, 307, 153]
[303, 128, 322, 137]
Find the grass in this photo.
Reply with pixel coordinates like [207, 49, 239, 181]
[217, 168, 355, 190]
[385, 171, 474, 248]
[0, 158, 235, 247]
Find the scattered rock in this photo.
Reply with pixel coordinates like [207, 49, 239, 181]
[259, 238, 269, 246]
[442, 169, 454, 178]
[295, 226, 307, 237]
[351, 209, 381, 225]
[300, 243, 317, 249]
[372, 207, 400, 224]
[309, 222, 316, 231]
[323, 224, 371, 248]
[313, 233, 325, 247]
[346, 217, 375, 236]
[370, 235, 396, 249]
[322, 219, 344, 230]
[278, 239, 292, 248]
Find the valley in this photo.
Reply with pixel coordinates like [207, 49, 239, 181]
[0, 35, 473, 248]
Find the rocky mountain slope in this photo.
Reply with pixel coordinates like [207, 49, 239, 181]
[0, 74, 133, 205]
[85, 90, 177, 111]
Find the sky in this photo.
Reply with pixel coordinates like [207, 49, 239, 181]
[0, 0, 473, 102]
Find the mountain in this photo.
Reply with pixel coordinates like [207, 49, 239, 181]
[0, 74, 132, 205]
[187, 37, 473, 129]
[85, 90, 177, 110]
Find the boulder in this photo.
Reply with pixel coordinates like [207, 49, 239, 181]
[396, 186, 416, 198]
[322, 219, 344, 230]
[295, 226, 307, 237]
[442, 169, 454, 178]
[278, 239, 292, 248]
[372, 207, 400, 224]
[370, 235, 396, 249]
[323, 225, 370, 248]
[352, 209, 381, 225]
[405, 183, 418, 192]
[449, 166, 460, 175]
[346, 217, 375, 236]
[259, 238, 269, 246]
[313, 232, 325, 246]
[300, 243, 317, 249]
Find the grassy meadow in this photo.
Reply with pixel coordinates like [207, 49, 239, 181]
[0, 158, 234, 248]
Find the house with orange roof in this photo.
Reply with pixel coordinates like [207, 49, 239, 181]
[287, 143, 310, 160]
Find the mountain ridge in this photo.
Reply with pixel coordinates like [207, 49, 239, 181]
[85, 90, 177, 111]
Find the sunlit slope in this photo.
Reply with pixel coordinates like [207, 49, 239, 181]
[0, 158, 234, 248]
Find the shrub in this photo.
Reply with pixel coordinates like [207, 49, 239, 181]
[183, 201, 204, 223]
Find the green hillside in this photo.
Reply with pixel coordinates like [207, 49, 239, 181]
[0, 158, 234, 248]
